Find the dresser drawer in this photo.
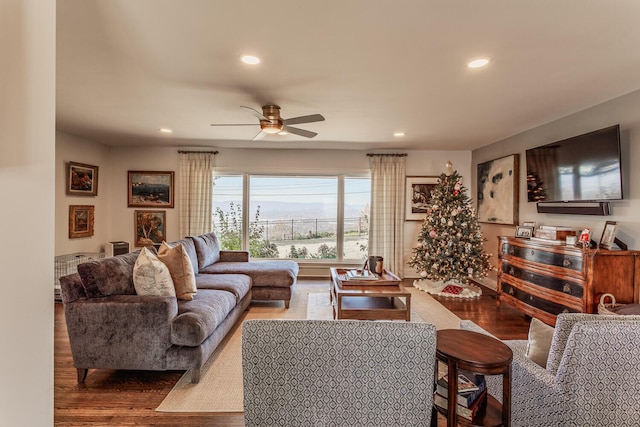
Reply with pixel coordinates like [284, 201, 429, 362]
[501, 262, 584, 298]
[501, 242, 583, 272]
[500, 282, 580, 316]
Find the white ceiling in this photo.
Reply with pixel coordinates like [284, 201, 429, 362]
[56, 0, 640, 151]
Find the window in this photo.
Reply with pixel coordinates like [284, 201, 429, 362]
[212, 175, 244, 251]
[213, 174, 370, 262]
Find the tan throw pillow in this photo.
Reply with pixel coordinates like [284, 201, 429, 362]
[158, 241, 197, 301]
[132, 247, 176, 297]
[526, 317, 555, 368]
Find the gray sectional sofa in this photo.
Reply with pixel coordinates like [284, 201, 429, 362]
[59, 232, 298, 383]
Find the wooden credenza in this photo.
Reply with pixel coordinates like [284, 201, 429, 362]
[497, 236, 640, 326]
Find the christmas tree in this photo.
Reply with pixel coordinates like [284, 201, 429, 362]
[409, 162, 492, 284]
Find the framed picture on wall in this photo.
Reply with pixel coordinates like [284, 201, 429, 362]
[134, 210, 166, 247]
[128, 171, 175, 208]
[69, 205, 95, 238]
[476, 154, 519, 225]
[67, 162, 99, 196]
[405, 176, 439, 221]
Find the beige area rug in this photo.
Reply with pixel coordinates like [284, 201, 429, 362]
[156, 284, 460, 413]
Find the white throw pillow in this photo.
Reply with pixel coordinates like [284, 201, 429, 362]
[157, 241, 197, 300]
[133, 247, 176, 297]
[525, 317, 555, 368]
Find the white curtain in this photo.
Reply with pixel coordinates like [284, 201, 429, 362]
[179, 151, 215, 237]
[368, 154, 406, 277]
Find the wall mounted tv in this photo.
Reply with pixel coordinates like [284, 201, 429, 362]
[525, 124, 622, 203]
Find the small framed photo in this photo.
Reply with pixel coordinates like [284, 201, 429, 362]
[67, 162, 99, 196]
[69, 205, 95, 238]
[515, 226, 534, 239]
[599, 221, 618, 250]
[128, 171, 175, 208]
[405, 176, 439, 221]
[134, 210, 166, 247]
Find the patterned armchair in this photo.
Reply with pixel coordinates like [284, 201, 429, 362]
[242, 320, 436, 427]
[461, 313, 640, 427]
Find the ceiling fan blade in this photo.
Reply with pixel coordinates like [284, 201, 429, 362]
[240, 106, 268, 120]
[210, 123, 256, 126]
[283, 125, 317, 138]
[282, 114, 325, 126]
[252, 130, 266, 140]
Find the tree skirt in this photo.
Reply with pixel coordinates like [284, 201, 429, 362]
[413, 279, 482, 299]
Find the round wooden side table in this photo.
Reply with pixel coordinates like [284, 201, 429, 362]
[433, 329, 513, 427]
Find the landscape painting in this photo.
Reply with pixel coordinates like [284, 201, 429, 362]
[128, 171, 174, 208]
[134, 210, 166, 247]
[67, 162, 99, 196]
[69, 205, 95, 238]
[477, 154, 519, 225]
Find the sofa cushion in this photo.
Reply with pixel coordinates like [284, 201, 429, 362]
[525, 317, 554, 368]
[200, 260, 298, 287]
[158, 241, 197, 301]
[77, 251, 139, 297]
[190, 232, 221, 270]
[171, 238, 199, 276]
[171, 289, 236, 347]
[132, 247, 176, 297]
[195, 273, 251, 302]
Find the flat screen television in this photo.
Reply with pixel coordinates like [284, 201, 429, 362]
[525, 124, 622, 203]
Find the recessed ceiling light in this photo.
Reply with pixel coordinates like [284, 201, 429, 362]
[394, 132, 405, 137]
[278, 130, 289, 135]
[241, 55, 260, 65]
[159, 128, 173, 133]
[468, 58, 490, 68]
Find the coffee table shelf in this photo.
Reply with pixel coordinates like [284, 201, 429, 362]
[330, 267, 411, 321]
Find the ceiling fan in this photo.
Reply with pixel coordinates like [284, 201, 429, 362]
[210, 105, 325, 139]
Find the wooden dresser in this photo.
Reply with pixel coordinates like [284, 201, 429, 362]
[497, 236, 640, 326]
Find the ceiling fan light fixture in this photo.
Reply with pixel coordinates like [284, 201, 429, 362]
[260, 120, 283, 134]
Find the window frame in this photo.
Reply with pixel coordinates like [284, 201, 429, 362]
[213, 172, 370, 263]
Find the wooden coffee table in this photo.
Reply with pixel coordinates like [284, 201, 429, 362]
[329, 267, 411, 321]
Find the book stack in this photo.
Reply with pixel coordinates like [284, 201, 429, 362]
[532, 225, 576, 244]
[433, 371, 487, 421]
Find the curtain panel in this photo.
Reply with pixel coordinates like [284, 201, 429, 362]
[368, 155, 406, 277]
[179, 152, 215, 237]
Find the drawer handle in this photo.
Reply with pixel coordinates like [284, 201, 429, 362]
[530, 250, 535, 256]
[563, 283, 572, 293]
[509, 248, 515, 255]
[529, 295, 535, 302]
[509, 267, 515, 275]
[508, 288, 514, 295]
[563, 259, 572, 267]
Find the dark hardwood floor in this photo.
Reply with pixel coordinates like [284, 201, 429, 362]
[54, 279, 530, 426]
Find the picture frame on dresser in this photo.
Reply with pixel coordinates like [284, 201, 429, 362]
[599, 221, 618, 250]
[515, 226, 534, 238]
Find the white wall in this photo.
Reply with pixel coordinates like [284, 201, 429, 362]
[0, 0, 55, 425]
[59, 143, 470, 276]
[473, 88, 640, 288]
[56, 132, 112, 254]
